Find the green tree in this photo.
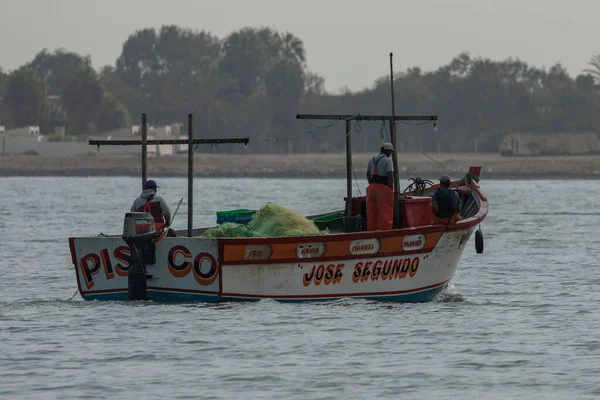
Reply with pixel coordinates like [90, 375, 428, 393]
[219, 27, 284, 97]
[5, 67, 47, 127]
[116, 28, 159, 89]
[155, 25, 221, 75]
[29, 49, 92, 95]
[44, 102, 67, 134]
[265, 58, 305, 153]
[0, 68, 8, 97]
[97, 93, 131, 132]
[0, 68, 9, 126]
[280, 32, 306, 65]
[61, 65, 104, 134]
[583, 54, 600, 84]
[304, 72, 325, 96]
[9, 26, 594, 153]
[114, 26, 223, 125]
[576, 74, 596, 92]
[99, 65, 137, 118]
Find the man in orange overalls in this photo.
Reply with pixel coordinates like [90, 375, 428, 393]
[131, 179, 173, 233]
[366, 143, 395, 231]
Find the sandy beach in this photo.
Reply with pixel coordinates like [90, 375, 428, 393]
[1, 152, 600, 179]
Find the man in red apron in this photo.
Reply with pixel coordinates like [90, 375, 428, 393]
[131, 180, 172, 231]
[366, 143, 395, 231]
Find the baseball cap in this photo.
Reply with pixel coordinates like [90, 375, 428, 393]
[144, 179, 160, 189]
[439, 175, 451, 184]
[381, 143, 395, 151]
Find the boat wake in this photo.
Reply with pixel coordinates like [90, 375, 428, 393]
[435, 283, 466, 302]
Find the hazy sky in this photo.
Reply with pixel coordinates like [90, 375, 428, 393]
[0, 0, 598, 92]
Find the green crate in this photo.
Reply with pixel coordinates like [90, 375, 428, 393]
[216, 209, 256, 224]
[313, 211, 345, 231]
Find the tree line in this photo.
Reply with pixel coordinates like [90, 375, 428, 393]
[0, 25, 599, 153]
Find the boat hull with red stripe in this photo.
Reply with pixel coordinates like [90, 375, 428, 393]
[68, 177, 488, 303]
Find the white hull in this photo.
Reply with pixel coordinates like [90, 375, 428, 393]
[69, 174, 488, 303]
[69, 227, 476, 303]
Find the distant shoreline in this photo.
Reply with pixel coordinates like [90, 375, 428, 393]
[2, 169, 600, 180]
[1, 153, 600, 180]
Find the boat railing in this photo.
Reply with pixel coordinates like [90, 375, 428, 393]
[461, 191, 480, 220]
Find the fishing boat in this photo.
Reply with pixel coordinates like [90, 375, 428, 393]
[67, 112, 488, 303]
[67, 54, 488, 303]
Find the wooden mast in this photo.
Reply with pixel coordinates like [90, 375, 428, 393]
[90, 113, 249, 236]
[141, 113, 147, 189]
[296, 114, 437, 231]
[187, 113, 193, 237]
[345, 119, 353, 220]
[389, 53, 401, 228]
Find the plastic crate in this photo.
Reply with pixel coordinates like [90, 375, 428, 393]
[313, 212, 344, 231]
[343, 215, 364, 233]
[398, 197, 432, 228]
[216, 209, 256, 225]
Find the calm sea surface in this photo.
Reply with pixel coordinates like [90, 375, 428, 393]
[1, 176, 599, 399]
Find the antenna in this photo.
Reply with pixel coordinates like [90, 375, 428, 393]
[390, 53, 397, 125]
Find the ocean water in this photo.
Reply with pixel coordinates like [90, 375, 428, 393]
[1, 176, 599, 399]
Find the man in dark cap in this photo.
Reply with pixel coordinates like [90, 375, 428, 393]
[131, 179, 172, 231]
[431, 175, 461, 224]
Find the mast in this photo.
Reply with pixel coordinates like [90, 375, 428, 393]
[345, 119, 353, 219]
[389, 53, 401, 228]
[90, 113, 249, 235]
[296, 114, 437, 231]
[187, 113, 193, 237]
[141, 113, 147, 189]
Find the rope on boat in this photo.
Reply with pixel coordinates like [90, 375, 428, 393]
[67, 289, 79, 301]
[463, 172, 480, 182]
[379, 120, 456, 175]
[350, 157, 363, 197]
[300, 114, 361, 130]
[458, 176, 480, 219]
[380, 121, 390, 142]
[299, 122, 364, 196]
[246, 114, 462, 183]
[254, 114, 363, 146]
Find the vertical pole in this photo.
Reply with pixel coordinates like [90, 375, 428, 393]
[187, 113, 193, 238]
[390, 122, 400, 229]
[345, 119, 353, 221]
[0, 99, 4, 156]
[389, 53, 401, 229]
[141, 113, 147, 189]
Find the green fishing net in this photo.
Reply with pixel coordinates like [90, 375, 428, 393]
[202, 222, 254, 238]
[202, 202, 324, 238]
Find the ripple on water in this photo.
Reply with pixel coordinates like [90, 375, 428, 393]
[1, 178, 600, 399]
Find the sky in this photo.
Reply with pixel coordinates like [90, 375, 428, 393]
[0, 0, 598, 93]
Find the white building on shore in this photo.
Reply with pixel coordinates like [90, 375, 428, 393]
[500, 132, 600, 156]
[1, 123, 186, 156]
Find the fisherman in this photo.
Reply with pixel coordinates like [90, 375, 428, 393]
[131, 179, 173, 234]
[431, 175, 461, 224]
[366, 143, 395, 231]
